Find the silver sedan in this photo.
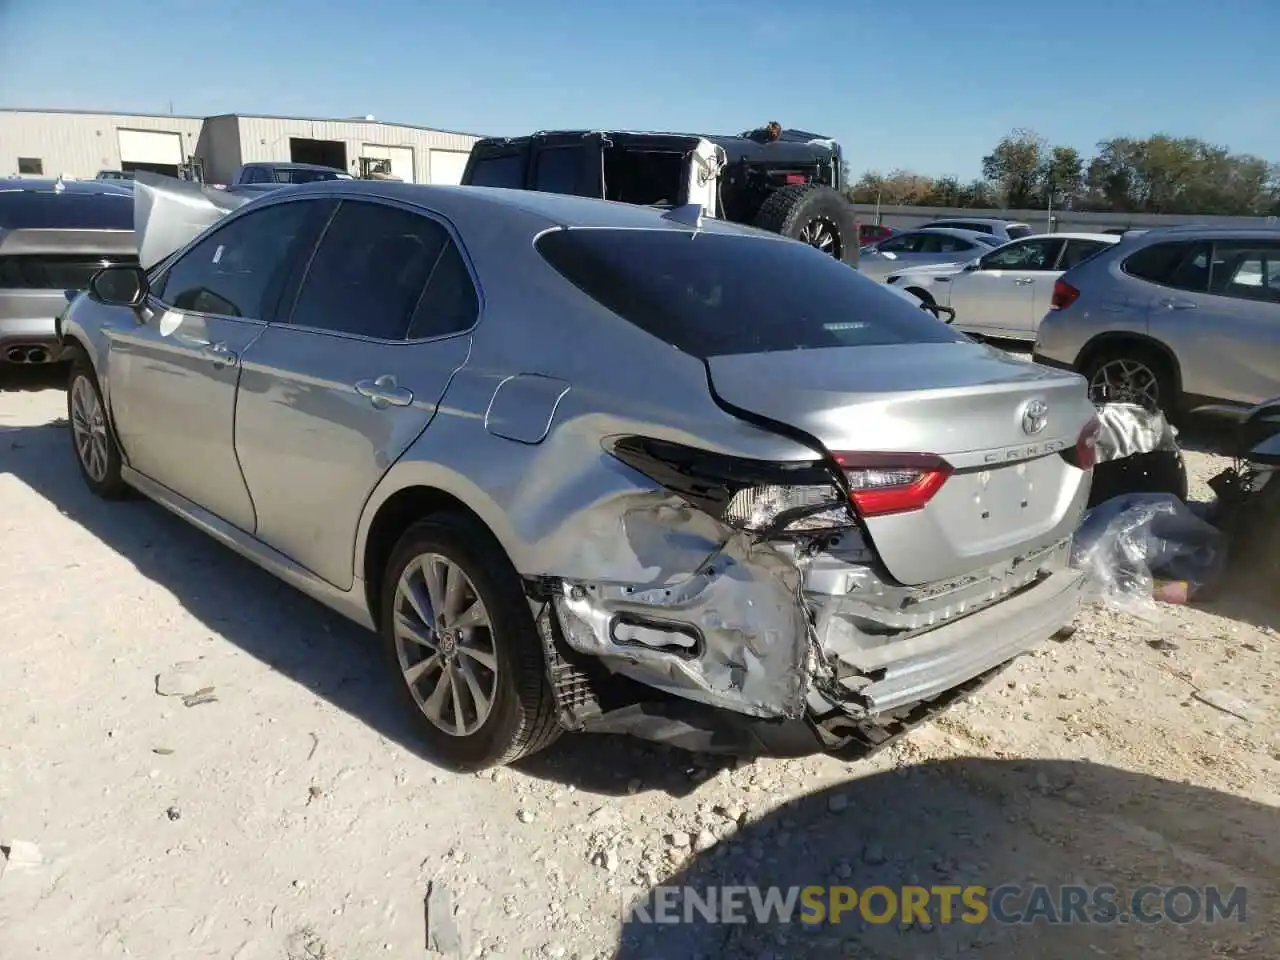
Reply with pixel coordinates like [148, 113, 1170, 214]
[858, 227, 1002, 282]
[58, 177, 1096, 770]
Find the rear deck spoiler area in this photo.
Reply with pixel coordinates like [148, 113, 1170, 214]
[133, 172, 253, 270]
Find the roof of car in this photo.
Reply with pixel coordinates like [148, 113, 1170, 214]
[888, 227, 997, 239]
[266, 180, 784, 236]
[242, 161, 347, 172]
[929, 217, 1031, 226]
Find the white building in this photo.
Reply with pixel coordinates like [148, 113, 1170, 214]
[0, 108, 483, 185]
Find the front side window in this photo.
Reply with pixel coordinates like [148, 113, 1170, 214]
[155, 200, 318, 319]
[536, 228, 964, 358]
[979, 238, 1064, 271]
[918, 234, 973, 254]
[288, 200, 452, 340]
[875, 234, 914, 253]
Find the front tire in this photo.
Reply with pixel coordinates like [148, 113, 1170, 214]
[66, 348, 130, 499]
[380, 514, 561, 770]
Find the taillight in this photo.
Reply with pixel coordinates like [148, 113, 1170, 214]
[1067, 417, 1101, 471]
[833, 452, 952, 517]
[1050, 279, 1080, 310]
[784, 174, 807, 185]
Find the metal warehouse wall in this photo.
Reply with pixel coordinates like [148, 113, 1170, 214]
[0, 110, 203, 178]
[855, 203, 1280, 233]
[233, 116, 481, 183]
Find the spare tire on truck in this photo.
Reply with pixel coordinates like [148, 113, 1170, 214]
[753, 183, 859, 266]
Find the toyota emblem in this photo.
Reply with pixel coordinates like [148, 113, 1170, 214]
[1021, 399, 1049, 435]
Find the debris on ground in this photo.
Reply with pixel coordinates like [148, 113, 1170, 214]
[1072, 492, 1226, 612]
[424, 881, 464, 956]
[0, 840, 43, 873]
[1192, 688, 1266, 724]
[154, 661, 209, 698]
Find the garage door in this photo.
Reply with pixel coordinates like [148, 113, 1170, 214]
[429, 150, 470, 185]
[361, 144, 415, 183]
[117, 129, 184, 166]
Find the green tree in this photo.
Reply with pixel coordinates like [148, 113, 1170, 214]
[1039, 145, 1084, 208]
[982, 128, 1046, 209]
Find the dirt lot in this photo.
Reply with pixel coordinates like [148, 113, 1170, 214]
[1, 372, 1277, 960]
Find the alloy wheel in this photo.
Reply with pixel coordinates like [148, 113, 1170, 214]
[392, 552, 499, 737]
[70, 375, 110, 483]
[1088, 358, 1160, 408]
[799, 217, 843, 259]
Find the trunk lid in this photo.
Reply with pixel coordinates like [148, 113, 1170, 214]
[706, 341, 1095, 585]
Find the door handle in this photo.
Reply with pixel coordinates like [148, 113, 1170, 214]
[1159, 298, 1197, 310]
[355, 374, 414, 408]
[1013, 277, 1035, 285]
[200, 341, 237, 364]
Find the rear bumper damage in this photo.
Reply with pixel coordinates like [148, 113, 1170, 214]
[537, 494, 1083, 757]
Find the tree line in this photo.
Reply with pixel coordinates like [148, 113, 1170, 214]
[847, 128, 1280, 217]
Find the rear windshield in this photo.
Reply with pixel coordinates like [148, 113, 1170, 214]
[1006, 224, 1033, 239]
[0, 190, 133, 230]
[535, 228, 964, 357]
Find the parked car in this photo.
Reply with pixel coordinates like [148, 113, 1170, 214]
[1033, 226, 1280, 412]
[858, 227, 1002, 282]
[232, 162, 354, 190]
[0, 177, 136, 367]
[859, 223, 894, 245]
[885, 233, 1120, 341]
[59, 177, 1098, 770]
[924, 218, 1034, 242]
[462, 128, 860, 265]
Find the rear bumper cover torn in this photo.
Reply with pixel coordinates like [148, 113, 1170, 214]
[542, 493, 1083, 750]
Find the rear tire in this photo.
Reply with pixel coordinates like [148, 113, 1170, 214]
[754, 184, 858, 265]
[1080, 344, 1177, 413]
[379, 513, 561, 770]
[66, 348, 130, 500]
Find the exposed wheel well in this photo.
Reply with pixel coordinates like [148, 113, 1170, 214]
[1074, 333, 1182, 394]
[362, 486, 507, 628]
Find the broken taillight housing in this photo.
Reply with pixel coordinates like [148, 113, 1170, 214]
[833, 452, 953, 517]
[724, 482, 853, 533]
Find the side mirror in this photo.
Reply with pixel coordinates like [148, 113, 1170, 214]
[89, 265, 149, 307]
[965, 259, 982, 272]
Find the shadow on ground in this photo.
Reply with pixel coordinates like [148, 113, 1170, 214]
[0, 363, 67, 393]
[615, 757, 1277, 959]
[0, 418, 704, 797]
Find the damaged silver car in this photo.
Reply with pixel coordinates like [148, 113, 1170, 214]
[57, 174, 1101, 769]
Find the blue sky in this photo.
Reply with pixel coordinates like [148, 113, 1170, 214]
[1, 0, 1276, 180]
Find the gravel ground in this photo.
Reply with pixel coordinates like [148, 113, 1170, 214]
[1, 371, 1277, 960]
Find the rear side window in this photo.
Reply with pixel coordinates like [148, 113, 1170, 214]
[289, 200, 456, 340]
[0, 191, 133, 230]
[1060, 239, 1113, 270]
[536, 228, 964, 358]
[467, 154, 524, 188]
[532, 147, 586, 195]
[1122, 241, 1211, 292]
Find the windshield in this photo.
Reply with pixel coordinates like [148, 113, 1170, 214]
[536, 228, 964, 358]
